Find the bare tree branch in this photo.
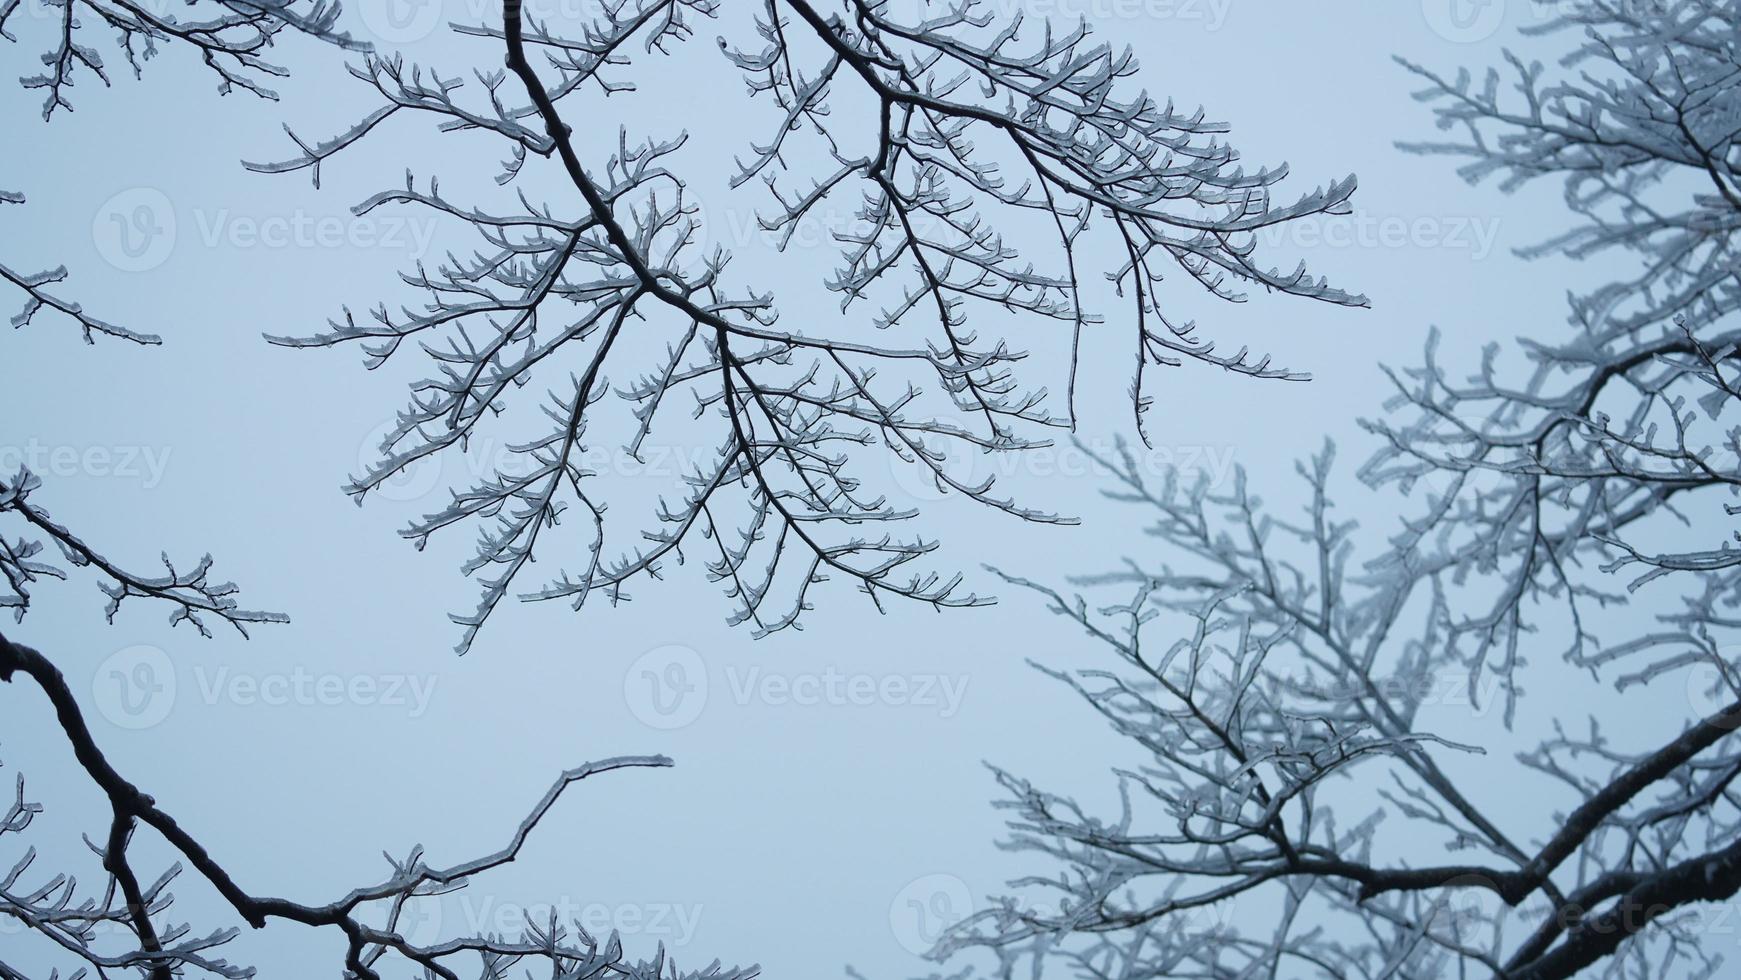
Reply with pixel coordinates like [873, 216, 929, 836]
[252, 0, 1367, 650]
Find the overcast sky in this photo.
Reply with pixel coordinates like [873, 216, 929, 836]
[0, 1, 1657, 976]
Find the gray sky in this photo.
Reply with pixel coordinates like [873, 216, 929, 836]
[0, 1, 1645, 975]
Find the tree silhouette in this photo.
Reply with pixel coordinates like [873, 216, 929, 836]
[253, 0, 1365, 650]
[923, 4, 1741, 978]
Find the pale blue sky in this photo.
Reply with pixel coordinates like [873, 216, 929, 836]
[0, 1, 1655, 976]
